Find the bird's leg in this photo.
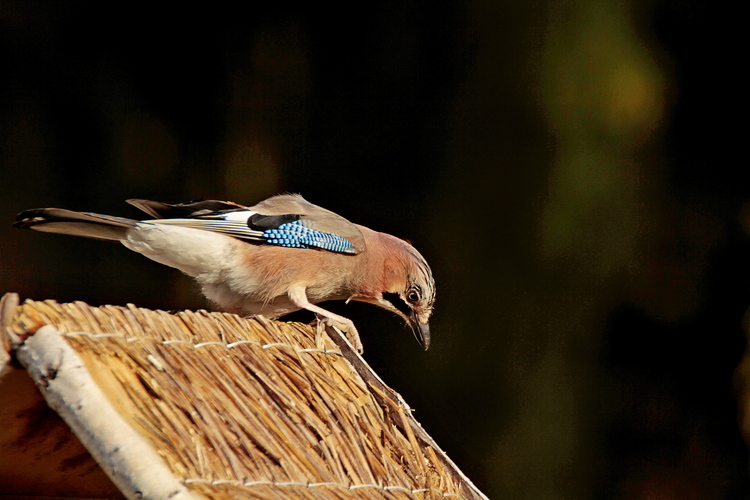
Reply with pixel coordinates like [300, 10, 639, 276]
[287, 287, 364, 354]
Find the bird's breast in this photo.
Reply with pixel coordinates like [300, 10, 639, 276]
[208, 240, 361, 316]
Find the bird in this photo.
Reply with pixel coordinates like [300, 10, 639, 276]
[13, 194, 435, 353]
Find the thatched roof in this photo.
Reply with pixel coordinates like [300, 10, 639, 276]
[0, 293, 487, 500]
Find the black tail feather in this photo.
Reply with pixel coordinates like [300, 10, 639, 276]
[14, 208, 136, 242]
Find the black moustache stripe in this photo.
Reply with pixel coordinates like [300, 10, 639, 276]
[382, 292, 411, 316]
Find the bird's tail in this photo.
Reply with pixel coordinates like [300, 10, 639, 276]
[14, 208, 137, 242]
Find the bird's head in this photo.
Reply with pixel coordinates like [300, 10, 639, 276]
[374, 244, 435, 350]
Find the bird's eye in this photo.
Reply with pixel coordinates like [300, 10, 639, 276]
[407, 290, 420, 302]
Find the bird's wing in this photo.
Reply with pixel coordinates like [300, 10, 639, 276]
[250, 194, 366, 253]
[128, 195, 364, 254]
[127, 199, 246, 219]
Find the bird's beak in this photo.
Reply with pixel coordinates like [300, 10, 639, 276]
[409, 314, 431, 350]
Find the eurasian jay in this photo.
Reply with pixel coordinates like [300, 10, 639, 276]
[13, 195, 435, 353]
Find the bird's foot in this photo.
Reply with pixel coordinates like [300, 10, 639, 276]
[287, 287, 364, 354]
[314, 315, 363, 354]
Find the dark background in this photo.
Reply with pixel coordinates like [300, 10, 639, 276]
[1, 1, 747, 498]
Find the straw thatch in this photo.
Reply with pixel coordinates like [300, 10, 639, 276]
[1, 293, 487, 500]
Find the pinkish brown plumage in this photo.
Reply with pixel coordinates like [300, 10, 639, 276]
[14, 195, 435, 353]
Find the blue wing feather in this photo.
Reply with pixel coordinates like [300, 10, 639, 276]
[264, 220, 356, 253]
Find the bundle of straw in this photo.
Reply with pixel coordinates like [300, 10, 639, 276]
[1, 293, 486, 500]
